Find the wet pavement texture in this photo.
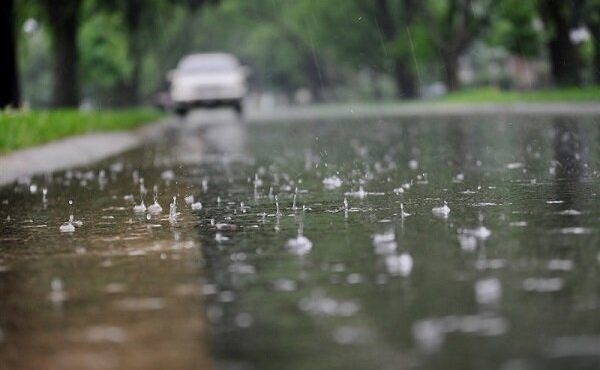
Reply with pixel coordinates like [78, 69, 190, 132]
[1, 111, 600, 370]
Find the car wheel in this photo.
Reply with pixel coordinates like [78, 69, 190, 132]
[233, 101, 243, 116]
[175, 106, 188, 117]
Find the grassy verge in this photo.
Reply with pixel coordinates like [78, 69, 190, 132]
[0, 109, 163, 153]
[439, 86, 600, 103]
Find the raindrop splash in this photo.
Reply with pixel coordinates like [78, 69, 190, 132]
[169, 196, 178, 223]
[275, 195, 281, 216]
[432, 201, 451, 218]
[59, 200, 81, 232]
[147, 185, 163, 215]
[400, 203, 411, 218]
[285, 223, 312, 255]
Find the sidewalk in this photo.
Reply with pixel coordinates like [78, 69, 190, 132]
[0, 118, 174, 186]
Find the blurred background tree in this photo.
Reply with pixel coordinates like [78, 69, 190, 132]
[39, 0, 81, 107]
[0, 0, 20, 108]
[4, 0, 600, 109]
[420, 0, 495, 91]
[583, 0, 600, 84]
[538, 0, 582, 86]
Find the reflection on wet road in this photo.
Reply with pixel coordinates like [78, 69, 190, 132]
[1, 110, 600, 370]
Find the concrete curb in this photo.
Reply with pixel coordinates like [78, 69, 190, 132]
[246, 102, 600, 123]
[0, 118, 175, 186]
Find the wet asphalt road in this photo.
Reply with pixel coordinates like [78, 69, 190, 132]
[1, 109, 600, 370]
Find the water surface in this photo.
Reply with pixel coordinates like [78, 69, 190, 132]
[1, 112, 600, 370]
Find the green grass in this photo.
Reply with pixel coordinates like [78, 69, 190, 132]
[439, 86, 600, 103]
[0, 109, 163, 153]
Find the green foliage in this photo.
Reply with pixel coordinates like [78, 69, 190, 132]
[0, 109, 162, 152]
[14, 0, 600, 108]
[490, 0, 542, 57]
[79, 12, 133, 89]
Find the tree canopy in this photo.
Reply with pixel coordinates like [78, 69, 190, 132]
[4, 0, 600, 108]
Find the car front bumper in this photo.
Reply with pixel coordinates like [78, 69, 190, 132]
[170, 85, 246, 103]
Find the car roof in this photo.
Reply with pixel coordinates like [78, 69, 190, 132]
[178, 53, 239, 69]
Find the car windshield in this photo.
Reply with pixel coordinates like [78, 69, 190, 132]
[178, 55, 238, 73]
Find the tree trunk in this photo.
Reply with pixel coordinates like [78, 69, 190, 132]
[590, 25, 600, 85]
[594, 38, 600, 85]
[443, 51, 460, 92]
[0, 0, 20, 108]
[538, 0, 581, 87]
[44, 0, 80, 108]
[393, 59, 417, 99]
[304, 53, 325, 102]
[374, 0, 418, 99]
[122, 0, 142, 106]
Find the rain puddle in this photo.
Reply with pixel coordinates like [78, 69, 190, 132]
[1, 113, 600, 370]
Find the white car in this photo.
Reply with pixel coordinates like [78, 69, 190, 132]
[168, 53, 248, 116]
